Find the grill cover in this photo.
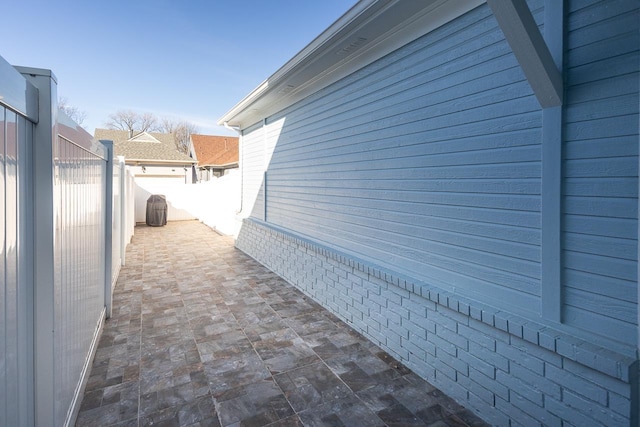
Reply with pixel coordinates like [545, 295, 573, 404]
[146, 195, 167, 226]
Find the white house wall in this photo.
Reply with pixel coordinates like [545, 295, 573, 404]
[235, 0, 639, 425]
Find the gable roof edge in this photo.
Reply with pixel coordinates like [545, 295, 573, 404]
[129, 131, 161, 143]
[217, 0, 484, 129]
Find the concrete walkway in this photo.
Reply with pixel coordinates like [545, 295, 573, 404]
[76, 221, 487, 427]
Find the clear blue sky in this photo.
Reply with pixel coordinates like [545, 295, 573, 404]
[1, 0, 356, 136]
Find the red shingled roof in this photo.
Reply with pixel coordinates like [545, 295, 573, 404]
[190, 134, 239, 167]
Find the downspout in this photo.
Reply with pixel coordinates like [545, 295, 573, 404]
[223, 121, 243, 215]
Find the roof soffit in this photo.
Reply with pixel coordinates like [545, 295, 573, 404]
[218, 0, 484, 129]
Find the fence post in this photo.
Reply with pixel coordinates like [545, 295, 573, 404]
[102, 140, 114, 318]
[18, 67, 58, 427]
[119, 156, 126, 266]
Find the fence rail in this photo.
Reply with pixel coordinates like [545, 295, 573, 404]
[0, 55, 135, 427]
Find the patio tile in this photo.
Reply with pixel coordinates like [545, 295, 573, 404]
[263, 415, 304, 427]
[75, 380, 139, 426]
[296, 395, 385, 427]
[196, 330, 253, 362]
[216, 380, 294, 426]
[76, 221, 487, 427]
[204, 352, 273, 398]
[273, 361, 352, 413]
[357, 375, 440, 414]
[139, 394, 220, 427]
[75, 403, 126, 427]
[242, 317, 291, 343]
[252, 329, 321, 375]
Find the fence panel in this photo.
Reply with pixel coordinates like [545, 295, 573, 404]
[0, 56, 136, 426]
[112, 153, 122, 281]
[54, 112, 107, 425]
[125, 165, 136, 246]
[109, 155, 136, 280]
[0, 56, 36, 427]
[117, 157, 136, 266]
[132, 169, 240, 235]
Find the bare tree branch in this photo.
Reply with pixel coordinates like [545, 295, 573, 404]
[105, 110, 139, 133]
[58, 96, 87, 126]
[105, 110, 198, 153]
[159, 117, 178, 134]
[158, 118, 199, 154]
[139, 112, 158, 133]
[105, 110, 159, 135]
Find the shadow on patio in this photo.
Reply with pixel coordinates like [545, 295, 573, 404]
[76, 221, 487, 427]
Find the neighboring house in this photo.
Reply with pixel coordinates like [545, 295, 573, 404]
[94, 128, 197, 184]
[189, 134, 239, 181]
[219, 0, 639, 426]
[94, 128, 198, 222]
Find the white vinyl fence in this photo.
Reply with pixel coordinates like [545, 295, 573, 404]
[109, 155, 136, 293]
[134, 169, 241, 235]
[0, 57, 135, 427]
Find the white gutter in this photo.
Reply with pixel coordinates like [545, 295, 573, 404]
[223, 122, 245, 219]
[223, 122, 240, 133]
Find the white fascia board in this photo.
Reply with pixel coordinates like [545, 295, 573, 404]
[217, 0, 379, 126]
[125, 159, 197, 165]
[201, 162, 238, 168]
[218, 0, 484, 129]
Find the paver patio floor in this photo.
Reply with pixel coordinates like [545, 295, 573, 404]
[76, 221, 487, 427]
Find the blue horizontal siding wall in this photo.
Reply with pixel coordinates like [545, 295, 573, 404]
[242, 121, 265, 220]
[236, 0, 639, 424]
[561, 0, 639, 344]
[254, 1, 545, 315]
